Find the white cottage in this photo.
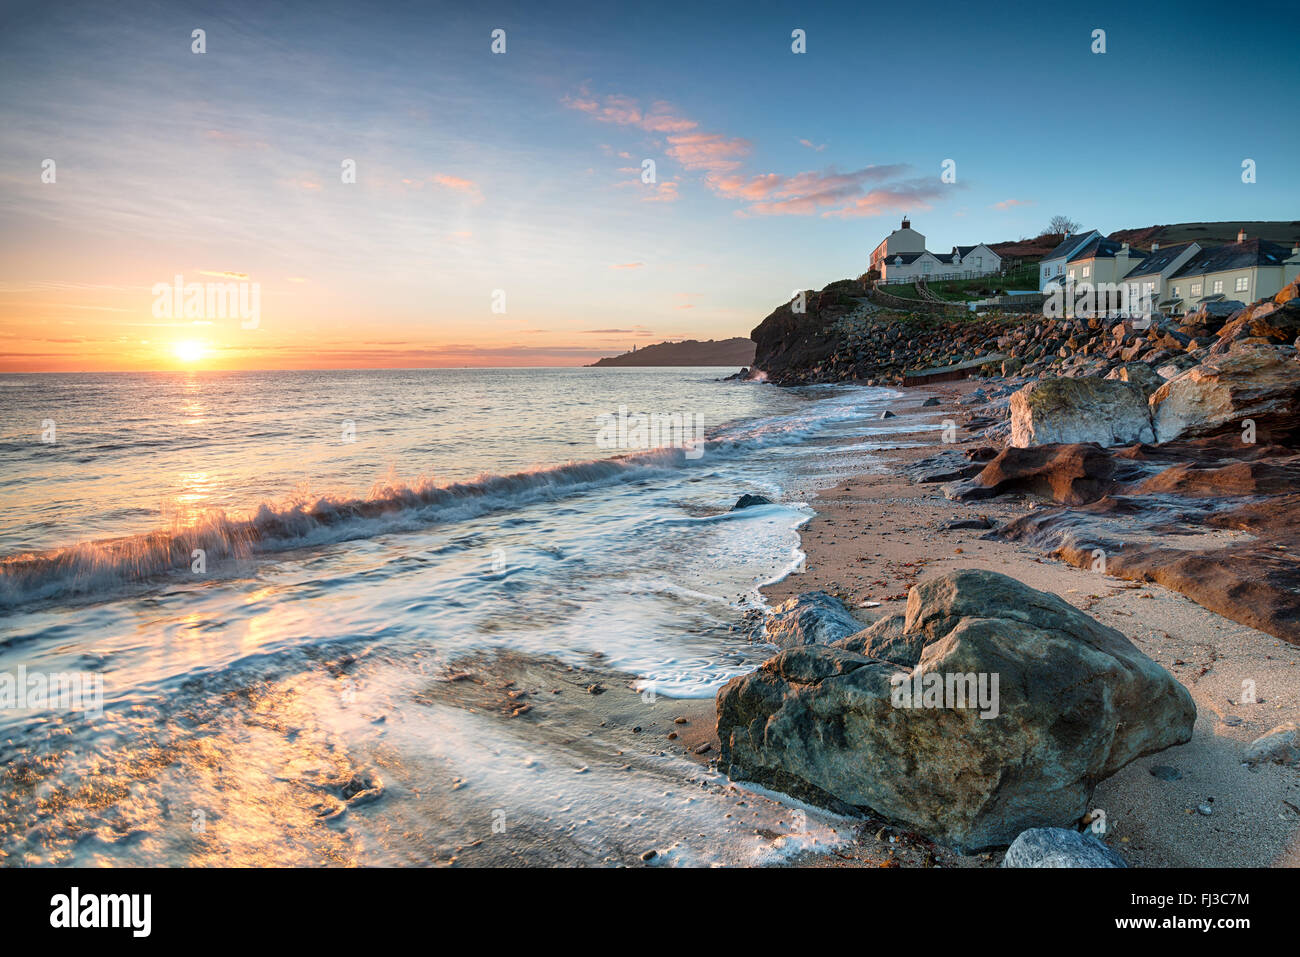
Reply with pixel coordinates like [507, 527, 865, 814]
[870, 217, 1002, 283]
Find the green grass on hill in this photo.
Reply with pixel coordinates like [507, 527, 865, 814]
[880, 263, 1041, 302]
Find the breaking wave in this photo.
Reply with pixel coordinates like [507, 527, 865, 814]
[0, 385, 893, 608]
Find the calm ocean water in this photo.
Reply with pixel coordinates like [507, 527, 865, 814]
[0, 367, 920, 866]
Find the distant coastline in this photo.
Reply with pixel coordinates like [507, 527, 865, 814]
[586, 337, 755, 367]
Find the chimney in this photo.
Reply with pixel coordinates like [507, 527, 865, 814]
[1237, 229, 1247, 244]
[1151, 242, 1159, 251]
[1120, 242, 1130, 254]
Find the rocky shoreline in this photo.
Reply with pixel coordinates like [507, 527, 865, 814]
[717, 277, 1300, 865]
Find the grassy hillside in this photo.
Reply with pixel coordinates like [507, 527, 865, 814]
[990, 221, 1300, 263]
[1108, 221, 1300, 248]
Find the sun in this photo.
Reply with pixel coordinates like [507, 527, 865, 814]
[173, 340, 207, 363]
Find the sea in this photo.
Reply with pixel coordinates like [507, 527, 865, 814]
[0, 367, 932, 866]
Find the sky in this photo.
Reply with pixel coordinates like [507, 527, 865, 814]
[1, 0, 1297, 372]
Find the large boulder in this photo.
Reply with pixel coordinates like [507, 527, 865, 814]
[715, 569, 1196, 852]
[1002, 828, 1127, 868]
[1149, 342, 1300, 442]
[760, 591, 862, 649]
[1010, 377, 1154, 448]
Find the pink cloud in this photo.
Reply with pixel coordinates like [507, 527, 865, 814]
[565, 85, 940, 220]
[562, 88, 697, 134]
[991, 198, 1035, 209]
[665, 132, 751, 172]
[712, 165, 916, 216]
[822, 180, 949, 219]
[432, 174, 483, 200]
[609, 262, 645, 269]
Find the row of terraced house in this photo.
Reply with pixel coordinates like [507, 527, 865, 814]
[1037, 228, 1300, 315]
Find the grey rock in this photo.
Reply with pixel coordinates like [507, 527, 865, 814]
[1002, 828, 1127, 868]
[761, 591, 862, 650]
[900, 450, 984, 484]
[1244, 722, 1300, 766]
[716, 569, 1196, 851]
[732, 493, 774, 510]
[831, 614, 926, 666]
[1149, 765, 1182, 781]
[1010, 377, 1155, 447]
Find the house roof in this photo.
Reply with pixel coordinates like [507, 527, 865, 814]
[1170, 238, 1298, 278]
[884, 252, 928, 265]
[1067, 237, 1145, 262]
[933, 252, 956, 264]
[954, 244, 993, 258]
[1042, 230, 1101, 263]
[1122, 242, 1198, 280]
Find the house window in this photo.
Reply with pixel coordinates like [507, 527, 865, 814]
[1173, 285, 1180, 298]
[1068, 269, 1076, 281]
[1191, 282, 1202, 297]
[1082, 265, 1090, 278]
[1235, 276, 1249, 292]
[1143, 282, 1154, 297]
[1212, 279, 1224, 294]
[922, 261, 932, 274]
[974, 256, 982, 268]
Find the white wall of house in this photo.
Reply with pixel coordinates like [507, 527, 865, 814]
[1120, 243, 1201, 311]
[870, 226, 927, 270]
[878, 252, 945, 282]
[1067, 248, 1145, 288]
[1174, 261, 1300, 312]
[953, 244, 1001, 276]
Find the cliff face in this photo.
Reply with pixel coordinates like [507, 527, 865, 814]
[749, 280, 863, 385]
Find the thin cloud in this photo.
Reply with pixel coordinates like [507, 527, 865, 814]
[665, 132, 751, 173]
[609, 262, 645, 269]
[822, 180, 954, 220]
[991, 198, 1035, 209]
[642, 179, 679, 203]
[562, 87, 698, 135]
[565, 85, 931, 219]
[432, 174, 483, 201]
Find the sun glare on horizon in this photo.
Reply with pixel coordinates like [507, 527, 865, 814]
[173, 340, 207, 363]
